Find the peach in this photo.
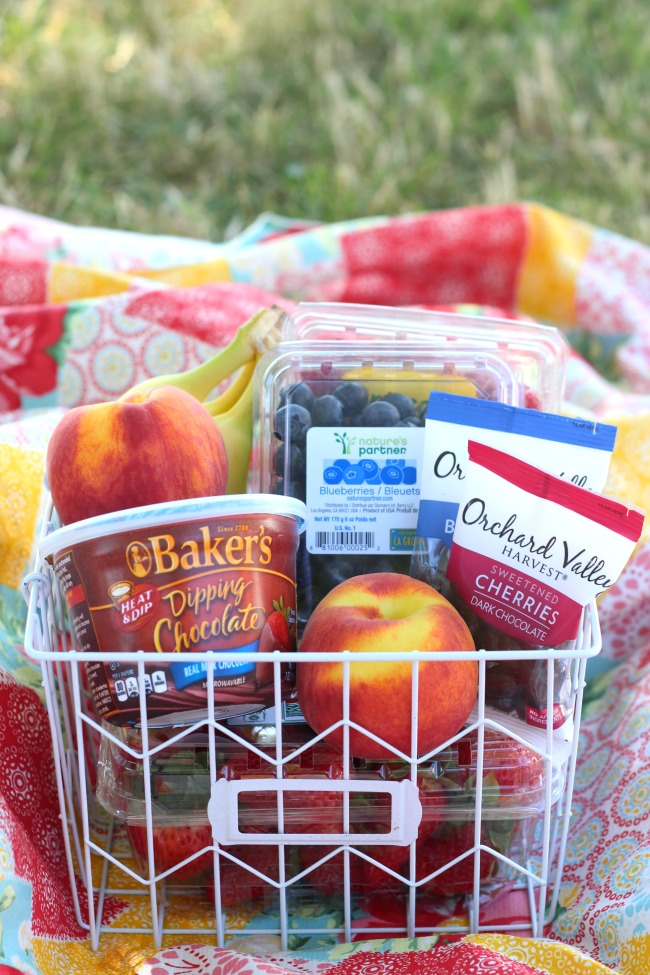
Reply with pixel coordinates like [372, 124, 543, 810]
[46, 385, 228, 525]
[297, 572, 477, 760]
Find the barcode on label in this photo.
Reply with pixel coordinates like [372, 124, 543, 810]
[314, 531, 375, 550]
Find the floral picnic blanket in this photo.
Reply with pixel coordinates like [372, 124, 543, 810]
[1, 202, 649, 975]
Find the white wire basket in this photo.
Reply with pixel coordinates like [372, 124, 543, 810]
[22, 553, 601, 952]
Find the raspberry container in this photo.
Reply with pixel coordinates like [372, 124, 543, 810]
[282, 302, 569, 412]
[251, 341, 520, 630]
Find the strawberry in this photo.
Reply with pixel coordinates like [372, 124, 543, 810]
[297, 824, 364, 897]
[258, 609, 292, 654]
[256, 598, 293, 687]
[524, 389, 542, 410]
[355, 786, 445, 890]
[126, 821, 213, 882]
[417, 772, 448, 835]
[416, 823, 496, 895]
[359, 843, 410, 889]
[457, 730, 545, 808]
[207, 841, 284, 908]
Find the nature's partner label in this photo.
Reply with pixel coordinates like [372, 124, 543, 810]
[446, 441, 644, 646]
[305, 425, 424, 555]
[52, 511, 300, 725]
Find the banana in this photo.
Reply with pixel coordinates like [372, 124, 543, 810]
[121, 305, 287, 495]
[212, 364, 257, 494]
[121, 305, 286, 402]
[203, 359, 256, 418]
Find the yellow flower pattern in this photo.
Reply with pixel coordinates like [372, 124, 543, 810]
[0, 444, 45, 589]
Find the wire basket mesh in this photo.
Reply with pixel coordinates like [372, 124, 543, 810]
[23, 557, 601, 952]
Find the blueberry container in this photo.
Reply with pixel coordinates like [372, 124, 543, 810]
[251, 340, 520, 628]
[282, 302, 569, 412]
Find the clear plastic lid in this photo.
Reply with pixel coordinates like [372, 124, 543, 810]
[96, 719, 565, 827]
[283, 302, 568, 412]
[252, 339, 520, 494]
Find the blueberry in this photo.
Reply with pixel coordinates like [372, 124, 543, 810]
[317, 558, 357, 590]
[332, 382, 369, 416]
[279, 382, 314, 412]
[343, 464, 366, 484]
[395, 416, 423, 427]
[274, 477, 306, 502]
[273, 443, 306, 479]
[274, 404, 312, 444]
[384, 392, 415, 419]
[358, 400, 401, 427]
[359, 459, 379, 479]
[311, 395, 344, 426]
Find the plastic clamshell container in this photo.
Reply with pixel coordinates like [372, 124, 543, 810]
[251, 341, 519, 627]
[283, 302, 569, 412]
[39, 494, 307, 725]
[96, 719, 565, 901]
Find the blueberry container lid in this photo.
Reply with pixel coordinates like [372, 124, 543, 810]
[282, 302, 568, 412]
[251, 340, 521, 497]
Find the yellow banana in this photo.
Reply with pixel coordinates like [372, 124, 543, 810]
[203, 359, 255, 418]
[213, 364, 257, 494]
[206, 310, 285, 490]
[121, 305, 287, 495]
[121, 306, 286, 402]
[342, 366, 478, 403]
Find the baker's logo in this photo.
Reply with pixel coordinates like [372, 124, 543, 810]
[146, 525, 273, 574]
[126, 541, 153, 578]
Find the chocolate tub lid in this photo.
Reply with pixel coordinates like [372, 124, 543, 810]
[39, 493, 307, 562]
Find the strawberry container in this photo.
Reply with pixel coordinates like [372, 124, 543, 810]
[95, 714, 569, 917]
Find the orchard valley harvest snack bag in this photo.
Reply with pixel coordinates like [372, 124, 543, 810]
[411, 391, 617, 589]
[446, 441, 644, 648]
[410, 395, 618, 729]
[443, 441, 644, 728]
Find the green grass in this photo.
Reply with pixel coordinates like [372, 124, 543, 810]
[1, 0, 649, 243]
